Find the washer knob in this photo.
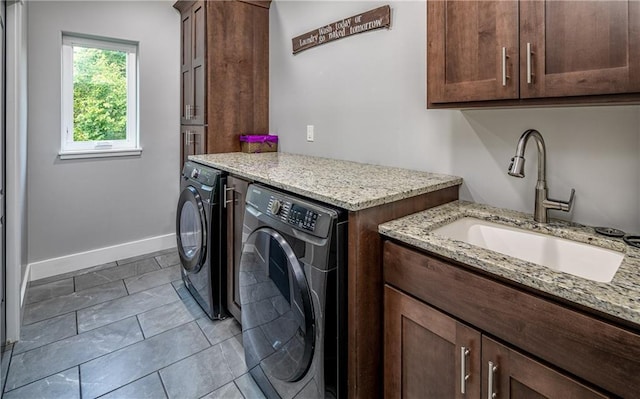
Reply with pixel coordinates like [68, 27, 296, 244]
[270, 200, 282, 215]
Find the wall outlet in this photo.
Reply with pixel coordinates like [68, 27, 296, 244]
[306, 125, 314, 142]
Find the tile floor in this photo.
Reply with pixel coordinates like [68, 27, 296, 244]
[1, 248, 265, 399]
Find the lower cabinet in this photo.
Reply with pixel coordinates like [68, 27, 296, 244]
[382, 240, 640, 398]
[224, 175, 250, 322]
[384, 286, 609, 399]
[384, 285, 480, 398]
[481, 336, 607, 399]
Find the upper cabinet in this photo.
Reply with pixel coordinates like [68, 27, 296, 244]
[179, 0, 206, 125]
[520, 1, 640, 99]
[427, 0, 640, 108]
[174, 0, 269, 164]
[427, 1, 519, 103]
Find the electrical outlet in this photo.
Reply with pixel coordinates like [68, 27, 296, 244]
[306, 125, 314, 142]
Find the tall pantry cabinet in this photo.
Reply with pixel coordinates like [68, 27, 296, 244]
[174, 0, 270, 167]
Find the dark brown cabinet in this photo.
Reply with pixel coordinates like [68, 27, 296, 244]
[224, 175, 251, 322]
[519, 0, 640, 99]
[174, 0, 270, 166]
[384, 286, 607, 399]
[179, 0, 206, 126]
[384, 241, 640, 398]
[385, 285, 481, 399]
[427, 1, 519, 104]
[180, 125, 206, 168]
[427, 0, 640, 107]
[481, 337, 607, 399]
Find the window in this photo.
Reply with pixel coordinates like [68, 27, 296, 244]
[61, 34, 140, 159]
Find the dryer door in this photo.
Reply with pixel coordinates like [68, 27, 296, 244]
[176, 185, 207, 273]
[239, 227, 315, 383]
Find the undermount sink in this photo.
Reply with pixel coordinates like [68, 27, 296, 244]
[431, 217, 624, 283]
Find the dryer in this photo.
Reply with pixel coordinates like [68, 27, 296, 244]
[176, 161, 227, 320]
[239, 184, 347, 399]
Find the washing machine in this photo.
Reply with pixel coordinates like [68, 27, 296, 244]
[239, 184, 348, 399]
[176, 161, 227, 320]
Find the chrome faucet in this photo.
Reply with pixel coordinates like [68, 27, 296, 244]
[508, 129, 575, 223]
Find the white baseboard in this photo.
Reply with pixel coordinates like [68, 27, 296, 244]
[29, 234, 177, 281]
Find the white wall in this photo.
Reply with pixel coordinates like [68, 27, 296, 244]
[6, 0, 29, 341]
[270, 0, 640, 233]
[27, 2, 180, 271]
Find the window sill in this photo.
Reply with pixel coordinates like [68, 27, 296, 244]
[58, 148, 143, 160]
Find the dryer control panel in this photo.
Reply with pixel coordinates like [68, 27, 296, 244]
[267, 198, 319, 232]
[247, 184, 340, 239]
[289, 203, 319, 232]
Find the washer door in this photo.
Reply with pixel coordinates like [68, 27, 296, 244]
[176, 185, 207, 273]
[240, 227, 315, 383]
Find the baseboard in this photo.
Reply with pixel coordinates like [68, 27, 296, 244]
[29, 234, 176, 281]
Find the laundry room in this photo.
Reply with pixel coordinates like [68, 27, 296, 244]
[1, 0, 640, 398]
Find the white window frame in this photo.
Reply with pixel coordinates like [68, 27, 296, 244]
[60, 33, 141, 159]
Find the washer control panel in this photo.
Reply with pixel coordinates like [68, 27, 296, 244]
[182, 161, 220, 188]
[267, 197, 319, 232]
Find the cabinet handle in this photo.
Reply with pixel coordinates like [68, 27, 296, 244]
[487, 361, 498, 399]
[185, 104, 192, 120]
[460, 346, 471, 394]
[223, 185, 235, 208]
[184, 130, 192, 146]
[501, 47, 509, 86]
[526, 42, 534, 84]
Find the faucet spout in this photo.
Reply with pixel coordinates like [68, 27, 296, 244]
[508, 129, 546, 181]
[507, 129, 574, 223]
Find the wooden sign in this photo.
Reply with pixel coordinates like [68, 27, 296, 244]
[292, 5, 391, 54]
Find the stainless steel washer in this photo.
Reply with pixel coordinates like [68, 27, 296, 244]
[239, 184, 347, 399]
[176, 161, 227, 320]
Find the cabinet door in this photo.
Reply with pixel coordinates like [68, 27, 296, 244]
[179, 8, 192, 125]
[384, 285, 481, 399]
[190, 0, 206, 125]
[180, 125, 206, 167]
[482, 336, 610, 399]
[207, 1, 269, 153]
[520, 0, 640, 98]
[180, 1, 206, 125]
[427, 0, 519, 105]
[225, 175, 250, 322]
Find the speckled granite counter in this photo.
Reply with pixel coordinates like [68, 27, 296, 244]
[190, 153, 462, 211]
[379, 201, 640, 326]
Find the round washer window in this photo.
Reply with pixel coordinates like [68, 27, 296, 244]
[179, 201, 202, 260]
[239, 228, 315, 383]
[176, 185, 206, 273]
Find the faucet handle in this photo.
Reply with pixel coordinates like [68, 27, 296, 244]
[544, 188, 575, 213]
[566, 188, 575, 211]
[557, 189, 575, 212]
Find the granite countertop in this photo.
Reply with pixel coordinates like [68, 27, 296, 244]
[189, 152, 462, 211]
[379, 200, 640, 326]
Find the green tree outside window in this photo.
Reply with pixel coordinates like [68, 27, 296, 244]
[73, 47, 127, 142]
